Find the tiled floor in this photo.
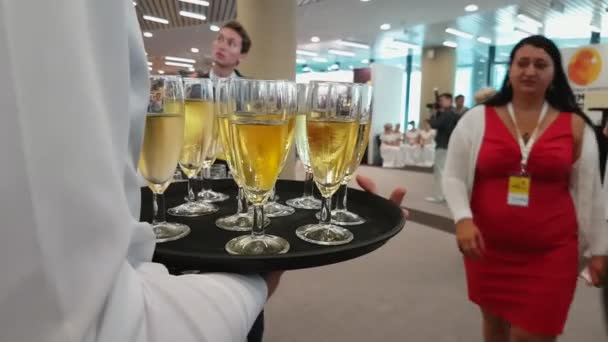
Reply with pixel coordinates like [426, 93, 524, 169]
[265, 165, 607, 341]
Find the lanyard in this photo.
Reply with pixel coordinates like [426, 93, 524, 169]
[506, 102, 549, 172]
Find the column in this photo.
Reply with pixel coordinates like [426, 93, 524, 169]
[419, 47, 456, 121]
[237, 0, 297, 179]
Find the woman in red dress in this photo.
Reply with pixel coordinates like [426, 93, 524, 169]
[444, 35, 608, 341]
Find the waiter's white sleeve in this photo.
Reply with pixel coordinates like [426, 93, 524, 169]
[0, 1, 267, 342]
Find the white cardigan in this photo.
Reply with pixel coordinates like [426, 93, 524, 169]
[442, 105, 608, 257]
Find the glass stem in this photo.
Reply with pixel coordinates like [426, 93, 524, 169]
[152, 192, 166, 225]
[269, 186, 276, 202]
[319, 196, 332, 225]
[303, 170, 314, 198]
[252, 204, 265, 237]
[335, 182, 349, 211]
[237, 187, 248, 214]
[201, 166, 211, 192]
[187, 177, 196, 202]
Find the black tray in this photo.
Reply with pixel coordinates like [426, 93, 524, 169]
[142, 179, 405, 273]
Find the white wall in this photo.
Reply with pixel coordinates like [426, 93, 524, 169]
[295, 70, 354, 84]
[368, 64, 406, 164]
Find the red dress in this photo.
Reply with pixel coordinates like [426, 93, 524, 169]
[467, 106, 578, 335]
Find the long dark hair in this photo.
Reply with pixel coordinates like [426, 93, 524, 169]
[485, 35, 592, 126]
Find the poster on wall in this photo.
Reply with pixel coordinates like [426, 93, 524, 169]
[562, 44, 608, 92]
[561, 44, 608, 123]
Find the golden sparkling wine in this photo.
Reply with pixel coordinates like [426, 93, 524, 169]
[217, 114, 241, 183]
[307, 118, 359, 197]
[279, 115, 296, 170]
[294, 114, 311, 169]
[178, 100, 214, 178]
[160, 99, 184, 117]
[202, 127, 221, 168]
[138, 113, 185, 192]
[229, 118, 290, 204]
[345, 122, 371, 180]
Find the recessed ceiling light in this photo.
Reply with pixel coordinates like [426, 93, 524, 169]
[380, 23, 391, 30]
[329, 63, 340, 70]
[143, 32, 153, 38]
[338, 40, 370, 49]
[133, 1, 137, 6]
[349, 65, 354, 69]
[165, 61, 194, 68]
[360, 0, 371, 2]
[388, 39, 420, 51]
[148, 66, 152, 71]
[297, 49, 318, 57]
[443, 40, 458, 48]
[165, 56, 197, 63]
[361, 58, 370, 64]
[328, 49, 356, 57]
[158, 70, 165, 74]
[188, 67, 195, 72]
[445, 27, 473, 39]
[477, 36, 492, 44]
[311, 36, 320, 43]
[514, 26, 535, 36]
[179, 11, 206, 20]
[312, 57, 328, 63]
[517, 13, 543, 28]
[303, 66, 312, 73]
[147, 61, 153, 66]
[191, 47, 200, 53]
[464, 4, 478, 12]
[179, 0, 210, 6]
[210, 25, 220, 32]
[143, 15, 169, 24]
[296, 58, 307, 64]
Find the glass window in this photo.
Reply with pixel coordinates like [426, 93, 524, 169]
[454, 66, 473, 108]
[407, 68, 421, 127]
[491, 64, 508, 90]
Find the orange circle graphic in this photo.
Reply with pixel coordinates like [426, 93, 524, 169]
[568, 47, 602, 86]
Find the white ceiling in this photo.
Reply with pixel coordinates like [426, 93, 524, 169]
[295, 0, 515, 46]
[142, 0, 608, 74]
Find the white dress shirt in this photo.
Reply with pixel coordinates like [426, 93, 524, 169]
[0, 1, 266, 341]
[210, 68, 238, 80]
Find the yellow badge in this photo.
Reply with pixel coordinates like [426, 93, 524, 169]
[507, 176, 530, 207]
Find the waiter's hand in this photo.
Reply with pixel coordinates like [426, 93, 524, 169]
[589, 256, 607, 287]
[263, 271, 284, 299]
[456, 218, 485, 259]
[355, 175, 408, 218]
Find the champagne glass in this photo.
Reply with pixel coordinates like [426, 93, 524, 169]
[215, 79, 270, 231]
[263, 109, 297, 217]
[286, 83, 322, 210]
[322, 84, 372, 225]
[225, 79, 295, 255]
[197, 130, 230, 203]
[295, 81, 361, 246]
[139, 75, 190, 242]
[168, 78, 219, 217]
